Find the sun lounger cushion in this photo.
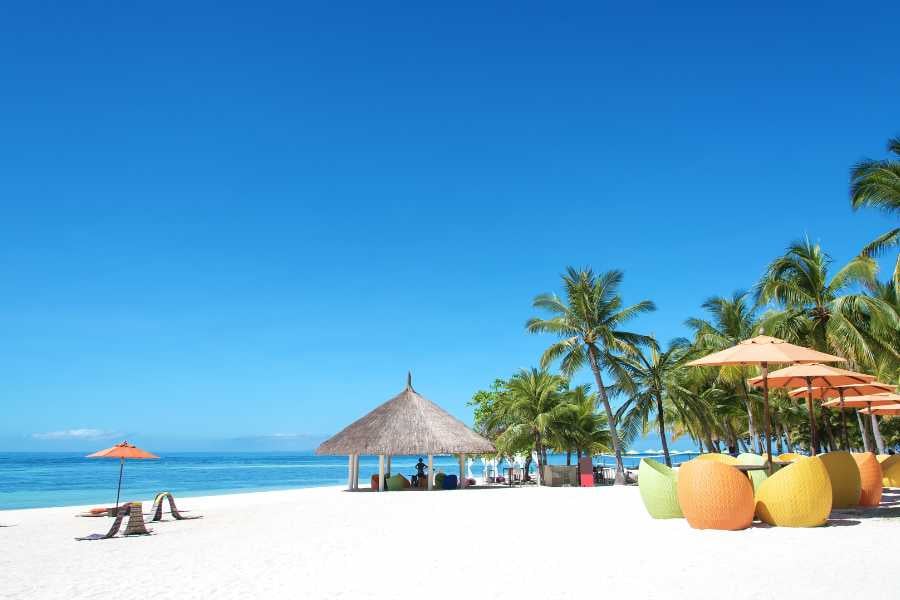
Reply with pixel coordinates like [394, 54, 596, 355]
[638, 459, 682, 519]
[442, 474, 458, 490]
[755, 456, 832, 527]
[818, 451, 861, 508]
[676, 461, 754, 530]
[852, 452, 883, 507]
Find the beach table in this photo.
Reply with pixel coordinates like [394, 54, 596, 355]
[734, 465, 767, 473]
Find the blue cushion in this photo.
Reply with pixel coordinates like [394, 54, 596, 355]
[443, 474, 458, 490]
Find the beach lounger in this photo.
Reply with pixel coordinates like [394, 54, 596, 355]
[149, 492, 202, 521]
[76, 502, 151, 541]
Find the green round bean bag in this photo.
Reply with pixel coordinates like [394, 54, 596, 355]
[386, 473, 410, 491]
[433, 472, 446, 490]
[737, 453, 768, 493]
[638, 458, 682, 519]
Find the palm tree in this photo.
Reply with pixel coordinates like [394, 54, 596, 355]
[616, 338, 691, 467]
[550, 384, 612, 463]
[492, 368, 569, 484]
[756, 239, 897, 365]
[686, 291, 763, 453]
[526, 268, 656, 484]
[850, 136, 900, 294]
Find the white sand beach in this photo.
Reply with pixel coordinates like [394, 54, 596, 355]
[2, 485, 898, 600]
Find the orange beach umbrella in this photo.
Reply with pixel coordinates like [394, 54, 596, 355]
[822, 393, 900, 409]
[822, 393, 899, 452]
[87, 441, 159, 508]
[748, 364, 874, 452]
[859, 403, 900, 416]
[687, 334, 845, 473]
[788, 383, 896, 448]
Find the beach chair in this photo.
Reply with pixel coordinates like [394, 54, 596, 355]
[76, 502, 151, 541]
[149, 492, 202, 521]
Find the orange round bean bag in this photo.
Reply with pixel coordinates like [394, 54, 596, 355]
[676, 461, 754, 530]
[852, 452, 883, 507]
[695, 453, 739, 465]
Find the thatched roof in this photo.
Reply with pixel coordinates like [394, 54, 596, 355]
[316, 375, 495, 456]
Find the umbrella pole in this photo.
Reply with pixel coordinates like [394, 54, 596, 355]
[763, 363, 772, 475]
[806, 377, 818, 455]
[115, 457, 124, 508]
[839, 391, 849, 451]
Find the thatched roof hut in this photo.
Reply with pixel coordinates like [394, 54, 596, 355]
[316, 374, 495, 456]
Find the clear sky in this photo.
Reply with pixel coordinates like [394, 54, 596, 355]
[2, 2, 898, 451]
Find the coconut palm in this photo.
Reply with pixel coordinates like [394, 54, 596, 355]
[616, 339, 691, 467]
[850, 135, 900, 294]
[547, 384, 612, 464]
[756, 239, 898, 366]
[526, 268, 656, 484]
[686, 291, 763, 453]
[491, 368, 569, 484]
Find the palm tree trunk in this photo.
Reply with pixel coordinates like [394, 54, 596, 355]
[740, 382, 761, 454]
[822, 414, 836, 452]
[784, 426, 793, 453]
[857, 411, 871, 452]
[566, 450, 572, 466]
[871, 413, 886, 455]
[654, 394, 671, 467]
[587, 346, 625, 485]
[775, 423, 784, 455]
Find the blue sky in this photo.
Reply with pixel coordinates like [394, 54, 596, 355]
[1, 2, 897, 451]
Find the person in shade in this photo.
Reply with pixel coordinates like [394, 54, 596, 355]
[412, 457, 428, 487]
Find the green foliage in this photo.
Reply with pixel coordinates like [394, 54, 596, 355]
[526, 267, 655, 483]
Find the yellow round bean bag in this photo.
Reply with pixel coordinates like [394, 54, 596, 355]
[755, 456, 832, 527]
[818, 451, 861, 508]
[777, 453, 803, 462]
[851, 452, 883, 507]
[677, 461, 754, 530]
[881, 455, 900, 488]
[695, 453, 739, 465]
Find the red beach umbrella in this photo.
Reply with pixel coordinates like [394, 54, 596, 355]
[87, 441, 159, 508]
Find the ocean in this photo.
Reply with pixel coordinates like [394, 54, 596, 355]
[0, 451, 699, 510]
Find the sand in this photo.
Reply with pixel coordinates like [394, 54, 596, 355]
[2, 485, 898, 599]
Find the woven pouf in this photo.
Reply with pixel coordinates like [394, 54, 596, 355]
[755, 456, 832, 527]
[676, 461, 754, 530]
[852, 452, 883, 507]
[819, 451, 862, 508]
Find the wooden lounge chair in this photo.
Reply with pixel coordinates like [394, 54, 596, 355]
[76, 502, 151, 540]
[149, 492, 202, 521]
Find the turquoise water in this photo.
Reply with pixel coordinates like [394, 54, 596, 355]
[0, 451, 699, 510]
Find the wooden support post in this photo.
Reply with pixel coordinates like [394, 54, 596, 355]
[348, 455, 354, 491]
[378, 455, 384, 492]
[458, 454, 465, 488]
[386, 455, 391, 477]
[427, 454, 433, 490]
[352, 454, 359, 490]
